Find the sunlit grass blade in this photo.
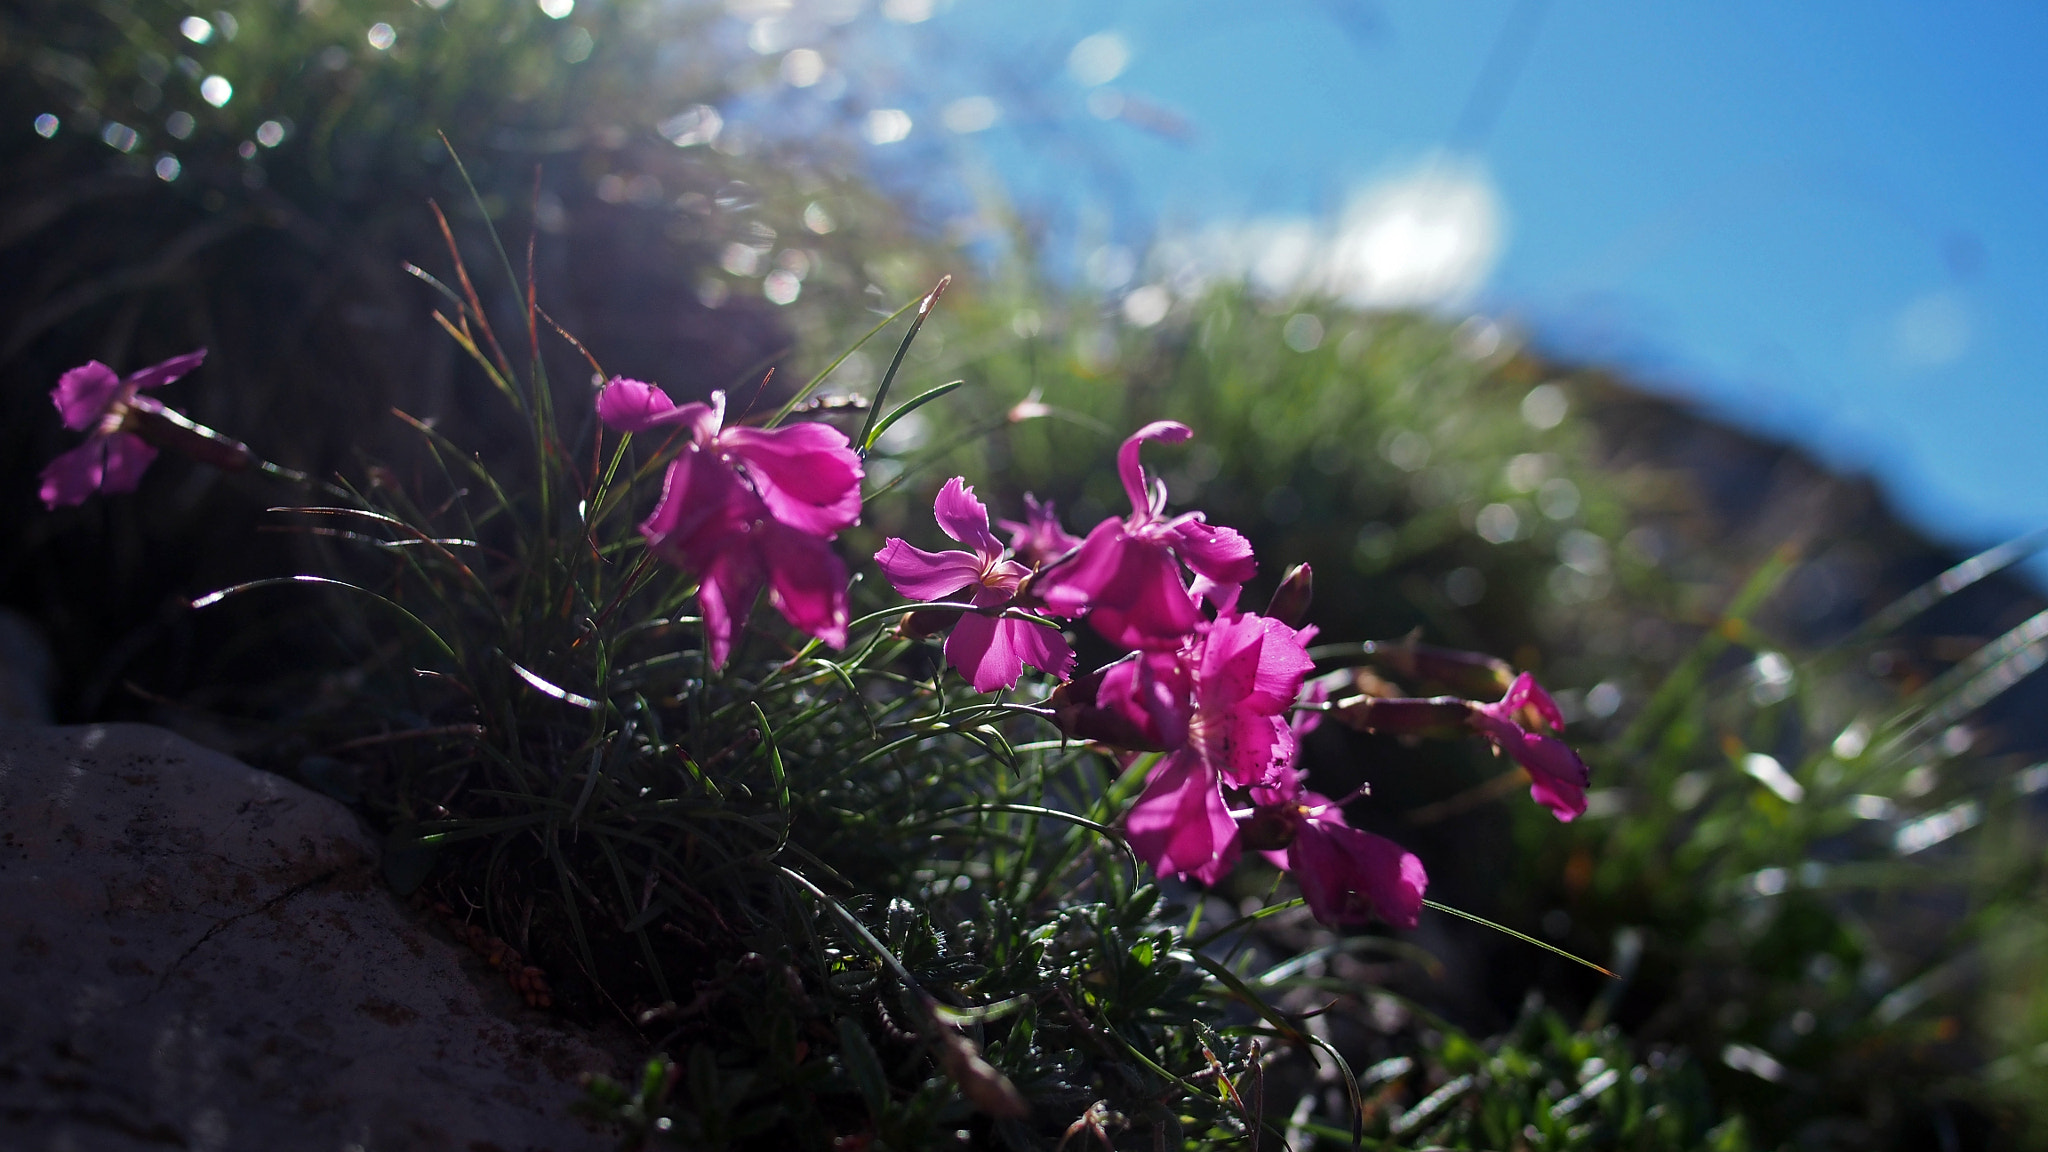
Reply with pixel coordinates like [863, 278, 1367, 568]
[855, 275, 951, 458]
[189, 575, 459, 665]
[1850, 527, 2048, 645]
[863, 379, 965, 455]
[766, 292, 924, 428]
[1422, 899, 1615, 977]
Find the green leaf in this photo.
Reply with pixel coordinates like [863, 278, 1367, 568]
[863, 379, 966, 454]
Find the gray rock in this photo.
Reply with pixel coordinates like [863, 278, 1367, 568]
[0, 723, 617, 1151]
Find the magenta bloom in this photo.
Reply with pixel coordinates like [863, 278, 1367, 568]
[997, 494, 1083, 569]
[1036, 422, 1256, 650]
[38, 351, 207, 509]
[1121, 609, 1317, 884]
[875, 478, 1075, 691]
[1469, 672, 1590, 822]
[1124, 750, 1242, 885]
[598, 379, 862, 537]
[602, 381, 861, 667]
[1108, 610, 1316, 787]
[1245, 766, 1427, 930]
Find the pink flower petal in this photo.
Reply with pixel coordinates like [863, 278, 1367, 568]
[1115, 421, 1192, 514]
[38, 440, 107, 508]
[1033, 518, 1126, 618]
[696, 545, 766, 669]
[1006, 614, 1076, 683]
[721, 421, 863, 537]
[124, 349, 208, 392]
[1291, 821, 1427, 929]
[1201, 709, 1294, 789]
[97, 433, 158, 494]
[997, 494, 1082, 568]
[760, 524, 850, 649]
[641, 448, 752, 570]
[931, 477, 1003, 559]
[1086, 539, 1202, 650]
[1098, 650, 1193, 749]
[1170, 518, 1257, 586]
[50, 362, 122, 432]
[1470, 711, 1590, 822]
[1124, 750, 1239, 885]
[874, 540, 985, 601]
[599, 377, 687, 433]
[945, 613, 1021, 692]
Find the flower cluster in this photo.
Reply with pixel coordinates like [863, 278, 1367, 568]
[866, 420, 1594, 931]
[40, 355, 1589, 934]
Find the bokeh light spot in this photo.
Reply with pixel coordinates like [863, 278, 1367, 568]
[863, 109, 912, 145]
[1067, 31, 1129, 86]
[199, 75, 233, 107]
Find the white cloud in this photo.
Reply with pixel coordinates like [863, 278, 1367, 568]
[1176, 155, 1505, 311]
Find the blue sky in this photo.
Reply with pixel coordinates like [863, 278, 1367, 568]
[844, 0, 2048, 565]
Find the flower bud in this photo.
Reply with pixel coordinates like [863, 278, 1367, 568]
[1264, 562, 1313, 628]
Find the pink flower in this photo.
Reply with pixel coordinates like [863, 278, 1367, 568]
[1106, 610, 1317, 787]
[1469, 672, 1590, 822]
[1243, 766, 1427, 929]
[1124, 750, 1242, 885]
[1120, 609, 1318, 885]
[1035, 422, 1255, 650]
[605, 381, 860, 667]
[997, 494, 1083, 568]
[598, 380, 861, 537]
[38, 351, 207, 508]
[874, 478, 1076, 691]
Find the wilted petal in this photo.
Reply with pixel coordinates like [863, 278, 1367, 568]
[97, 433, 158, 494]
[931, 477, 1003, 559]
[874, 540, 984, 601]
[722, 421, 863, 536]
[1115, 421, 1192, 514]
[1124, 751, 1239, 885]
[759, 523, 850, 649]
[38, 440, 107, 508]
[1291, 820, 1427, 930]
[124, 348, 208, 392]
[51, 362, 122, 432]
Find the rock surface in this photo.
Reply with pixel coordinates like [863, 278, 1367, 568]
[0, 722, 616, 1151]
